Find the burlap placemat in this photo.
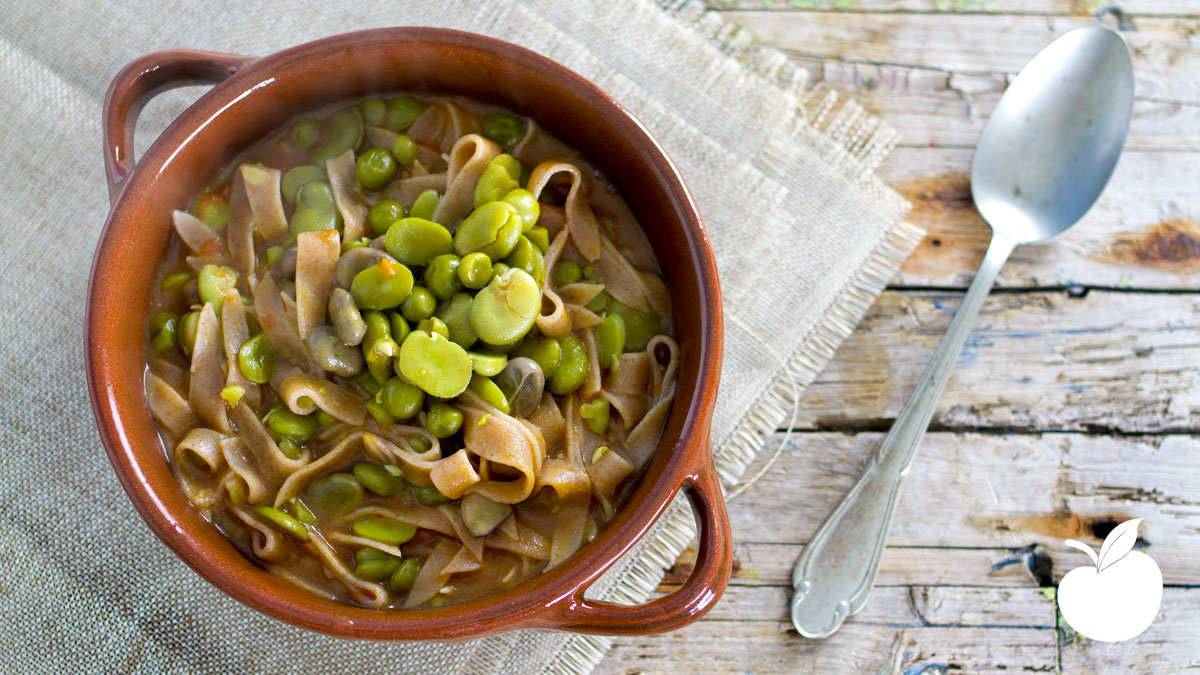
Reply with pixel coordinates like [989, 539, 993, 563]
[0, 1, 919, 672]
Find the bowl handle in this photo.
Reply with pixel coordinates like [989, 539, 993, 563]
[549, 452, 733, 635]
[102, 50, 247, 202]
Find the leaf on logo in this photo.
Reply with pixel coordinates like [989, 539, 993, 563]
[1097, 518, 1142, 573]
[1064, 539, 1099, 567]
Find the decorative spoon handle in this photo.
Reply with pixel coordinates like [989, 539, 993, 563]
[790, 234, 1016, 638]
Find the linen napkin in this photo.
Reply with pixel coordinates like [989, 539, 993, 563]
[0, 0, 918, 672]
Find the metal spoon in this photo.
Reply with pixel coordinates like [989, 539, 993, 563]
[790, 25, 1133, 639]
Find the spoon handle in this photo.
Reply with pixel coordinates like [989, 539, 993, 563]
[790, 234, 1016, 638]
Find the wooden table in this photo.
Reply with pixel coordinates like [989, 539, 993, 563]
[599, 2, 1200, 672]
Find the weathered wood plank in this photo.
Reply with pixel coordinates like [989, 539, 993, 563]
[600, 622, 1057, 673]
[1060, 587, 1200, 672]
[725, 433, 1200, 570]
[880, 150, 1200, 289]
[708, 1, 1199, 16]
[796, 291, 1200, 432]
[722, 11, 1200, 103]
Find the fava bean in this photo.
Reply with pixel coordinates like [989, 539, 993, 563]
[526, 225, 549, 253]
[281, 165, 325, 204]
[473, 155, 521, 207]
[424, 403, 464, 438]
[356, 552, 401, 582]
[469, 352, 507, 377]
[389, 313, 411, 344]
[470, 269, 541, 346]
[310, 107, 364, 163]
[423, 253, 462, 300]
[359, 98, 387, 126]
[481, 112, 527, 148]
[453, 201, 522, 261]
[352, 516, 417, 545]
[378, 377, 424, 420]
[253, 505, 309, 541]
[597, 312, 626, 371]
[502, 189, 540, 232]
[436, 293, 477, 349]
[586, 290, 610, 312]
[579, 398, 611, 435]
[512, 336, 561, 378]
[504, 236, 545, 286]
[277, 437, 302, 460]
[548, 334, 588, 395]
[266, 407, 316, 442]
[160, 271, 191, 292]
[365, 399, 396, 425]
[191, 188, 232, 232]
[353, 462, 402, 496]
[553, 260, 583, 287]
[409, 189, 440, 221]
[237, 333, 275, 384]
[397, 330, 472, 398]
[416, 317, 450, 341]
[491, 262, 510, 279]
[313, 409, 337, 430]
[495, 357, 545, 417]
[307, 473, 364, 514]
[469, 373, 510, 414]
[198, 264, 238, 307]
[391, 135, 418, 165]
[290, 181, 342, 234]
[307, 325, 364, 377]
[290, 118, 320, 146]
[456, 252, 492, 290]
[390, 557, 422, 591]
[385, 217, 454, 267]
[611, 300, 661, 351]
[401, 286, 437, 322]
[329, 288, 367, 346]
[220, 385, 245, 408]
[149, 313, 177, 351]
[351, 258, 414, 310]
[356, 147, 398, 191]
[362, 310, 400, 384]
[177, 311, 200, 355]
[367, 199, 406, 236]
[292, 499, 317, 525]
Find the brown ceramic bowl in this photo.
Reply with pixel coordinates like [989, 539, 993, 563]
[87, 27, 728, 640]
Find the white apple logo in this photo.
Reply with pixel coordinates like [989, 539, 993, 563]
[1058, 518, 1162, 642]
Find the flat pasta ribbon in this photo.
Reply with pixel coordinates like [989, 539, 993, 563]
[527, 161, 601, 261]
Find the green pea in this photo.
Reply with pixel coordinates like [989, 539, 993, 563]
[378, 377, 425, 420]
[359, 97, 387, 126]
[354, 371, 383, 396]
[356, 147, 398, 191]
[253, 506, 308, 541]
[579, 398, 611, 435]
[197, 264, 238, 307]
[266, 407, 316, 442]
[353, 516, 417, 545]
[365, 399, 396, 425]
[502, 188, 540, 232]
[526, 226, 550, 253]
[457, 252, 493, 290]
[149, 313, 177, 351]
[553, 260, 582, 287]
[342, 237, 371, 252]
[292, 499, 317, 525]
[491, 262, 510, 279]
[598, 312, 626, 371]
[424, 254, 463, 300]
[417, 317, 451, 341]
[389, 313, 411, 344]
[356, 553, 401, 582]
[473, 155, 521, 207]
[481, 112, 527, 148]
[290, 181, 342, 234]
[307, 473, 364, 514]
[435, 293, 477, 350]
[397, 330, 472, 398]
[470, 269, 541, 346]
[425, 403, 464, 438]
[310, 107, 364, 163]
[549, 335, 588, 395]
[504, 236, 545, 286]
[390, 557, 422, 591]
[469, 352, 508, 377]
[237, 333, 275, 384]
[281, 165, 325, 204]
[363, 310, 400, 384]
[384, 96, 423, 131]
[586, 290, 610, 313]
[399, 286, 436, 322]
[160, 271, 191, 292]
[353, 462, 402, 496]
[409, 189, 440, 221]
[513, 337, 561, 378]
[351, 258, 414, 310]
[453, 201, 522, 261]
[177, 311, 200, 355]
[290, 118, 320, 146]
[582, 265, 599, 282]
[611, 301, 661, 351]
[385, 217, 454, 267]
[468, 374, 510, 414]
[368, 199, 406, 236]
[277, 437, 302, 460]
[391, 135, 418, 165]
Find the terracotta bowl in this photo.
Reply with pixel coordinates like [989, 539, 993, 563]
[87, 27, 728, 640]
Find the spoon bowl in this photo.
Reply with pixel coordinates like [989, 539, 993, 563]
[972, 26, 1134, 244]
[790, 25, 1134, 639]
